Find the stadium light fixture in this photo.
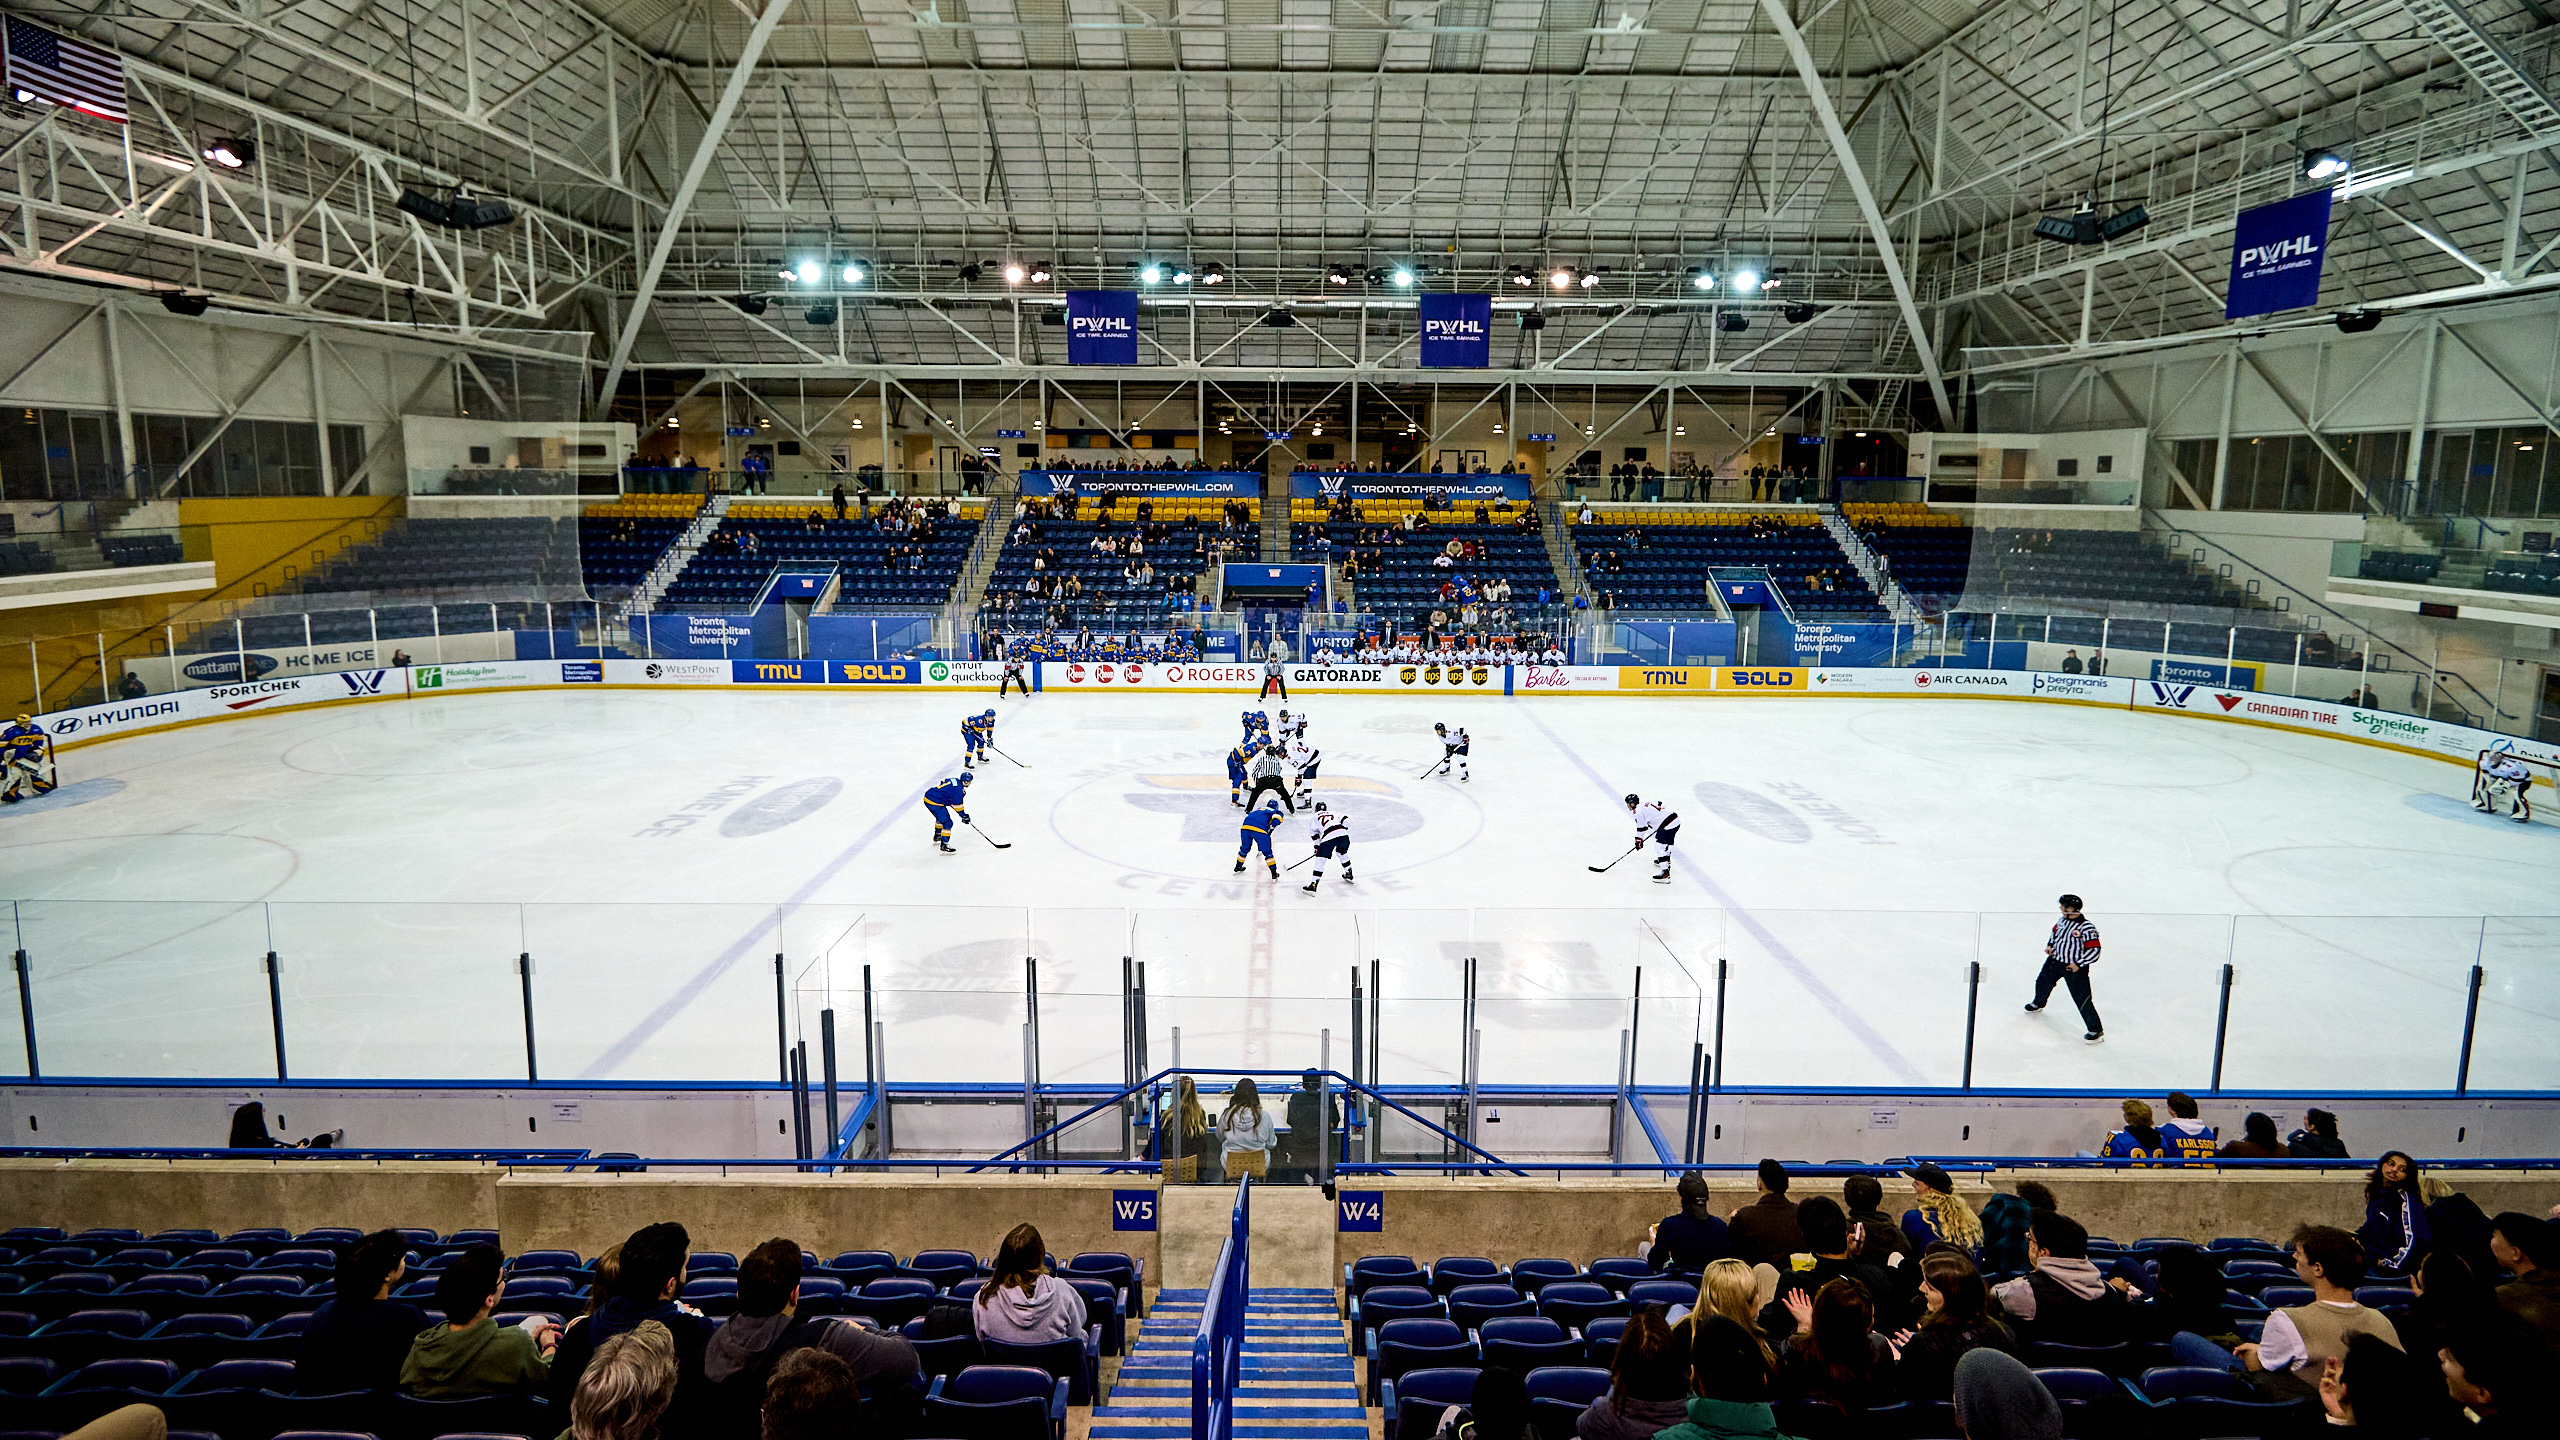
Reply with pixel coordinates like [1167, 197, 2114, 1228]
[159, 292, 211, 317]
[795, 259, 823, 285]
[1139, 262, 1165, 284]
[841, 262, 866, 284]
[1029, 261, 1054, 283]
[1507, 266, 1535, 288]
[1201, 262, 1226, 285]
[958, 262, 983, 282]
[1391, 266, 1416, 287]
[1550, 268, 1575, 290]
[1688, 268, 1717, 291]
[201, 138, 254, 170]
[1172, 265, 1193, 285]
[1579, 270, 1601, 290]
[1730, 268, 1760, 294]
[2334, 309, 2383, 332]
[1003, 262, 1028, 284]
[1327, 264, 1353, 285]
[806, 302, 838, 325]
[2303, 149, 2351, 182]
[729, 294, 769, 316]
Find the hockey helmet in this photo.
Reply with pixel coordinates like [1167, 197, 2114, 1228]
[959, 771, 975, 786]
[1313, 801, 1328, 812]
[1433, 722, 1447, 734]
[1624, 793, 1640, 808]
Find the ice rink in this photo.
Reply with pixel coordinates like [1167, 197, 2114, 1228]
[5, 686, 2556, 1095]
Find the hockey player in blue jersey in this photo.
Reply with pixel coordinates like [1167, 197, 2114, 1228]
[921, 771, 974, 852]
[1226, 738, 1256, 808]
[960, 710, 996, 768]
[1233, 801, 1283, 880]
[0, 714, 49, 804]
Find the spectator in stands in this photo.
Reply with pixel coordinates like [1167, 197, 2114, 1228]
[1900, 1163, 1982, 1254]
[2421, 1176, 2496, 1279]
[1842, 1177, 1913, 1270]
[2401, 1249, 2497, 1361]
[2217, 1111, 2284, 1159]
[1648, 1172, 1732, 1273]
[1975, 1189, 2041, 1277]
[1579, 1308, 1691, 1440]
[2289, 1108, 2350, 1158]
[1218, 1077, 1278, 1179]
[1989, 1212, 2130, 1345]
[1661, 1314, 1783, 1440]
[2114, 1245, 2239, 1349]
[759, 1347, 862, 1440]
[2101, 1099, 2170, 1162]
[832, 483, 848, 520]
[973, 1222, 1088, 1344]
[1776, 1276, 1896, 1409]
[568, 1319, 676, 1440]
[2439, 1313, 2555, 1436]
[1728, 1160, 1804, 1269]
[1950, 1349, 2061, 1440]
[1279, 1070, 1341, 1184]
[2320, 1330, 2456, 1436]
[298, 1229, 428, 1394]
[1693, 1259, 1779, 1358]
[1891, 1251, 2015, 1402]
[1762, 1197, 1900, 1343]
[2160, 1093, 2218, 1159]
[2175, 1224, 2401, 1401]
[2491, 1212, 2560, 1344]
[116, 671, 146, 698]
[2085, 650, 2106, 676]
[703, 1238, 920, 1427]
[1431, 1361, 1528, 1440]
[2059, 650, 2082, 673]
[2361, 1151, 2432, 1277]
[400, 1242, 556, 1396]
[229, 1099, 340, 1149]
[548, 1222, 715, 1422]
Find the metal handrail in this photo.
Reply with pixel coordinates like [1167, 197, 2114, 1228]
[973, 1067, 1514, 1173]
[1192, 1175, 1250, 1440]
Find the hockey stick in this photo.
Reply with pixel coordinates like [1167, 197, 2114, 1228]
[1285, 851, 1319, 871]
[1588, 841, 1642, 874]
[991, 745, 1030, 769]
[1416, 754, 1449, 779]
[966, 823, 1013, 850]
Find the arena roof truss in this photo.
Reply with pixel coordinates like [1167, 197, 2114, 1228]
[4, 0, 2559, 421]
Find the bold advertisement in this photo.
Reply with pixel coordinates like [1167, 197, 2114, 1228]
[826, 660, 921, 685]
[1018, 471, 1261, 498]
[1065, 290, 1140, 365]
[1417, 293, 1493, 368]
[2226, 188, 2335, 319]
[1288, 472, 1533, 502]
[1715, 667, 1809, 691]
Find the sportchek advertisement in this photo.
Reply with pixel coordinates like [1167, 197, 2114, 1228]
[42, 669, 406, 748]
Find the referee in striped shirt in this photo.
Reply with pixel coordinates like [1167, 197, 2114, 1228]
[2024, 893, 2105, 1042]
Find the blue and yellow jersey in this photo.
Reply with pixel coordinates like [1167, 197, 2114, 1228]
[923, 778, 970, 807]
[0, 724, 42, 760]
[1239, 808, 1282, 839]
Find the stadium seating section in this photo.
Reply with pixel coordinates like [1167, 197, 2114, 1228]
[1569, 510, 1887, 620]
[656, 501, 980, 609]
[2360, 550, 2444, 585]
[295, 518, 580, 596]
[1289, 499, 1563, 620]
[179, 601, 567, 653]
[1953, 528, 2237, 608]
[1844, 502, 1971, 607]
[980, 497, 1225, 627]
[2485, 553, 2560, 595]
[0, 540, 58, 576]
[576, 495, 701, 592]
[100, 534, 185, 568]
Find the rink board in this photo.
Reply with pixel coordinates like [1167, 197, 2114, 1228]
[35, 659, 2558, 775]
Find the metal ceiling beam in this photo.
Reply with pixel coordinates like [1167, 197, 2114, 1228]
[594, 0, 799, 418]
[627, 363, 1914, 383]
[1759, 0, 1954, 424]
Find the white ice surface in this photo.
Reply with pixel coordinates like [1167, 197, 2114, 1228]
[3, 689, 2554, 1094]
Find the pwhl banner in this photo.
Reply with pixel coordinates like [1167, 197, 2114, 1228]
[2226, 188, 2335, 319]
[1417, 294, 1492, 368]
[1065, 290, 1140, 364]
[1288, 473, 1531, 501]
[1018, 471, 1262, 498]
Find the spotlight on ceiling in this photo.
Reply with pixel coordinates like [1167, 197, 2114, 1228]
[445, 190, 513, 229]
[1549, 268, 1575, 291]
[729, 294, 770, 316]
[2097, 205, 2149, 241]
[1261, 309, 1297, 327]
[1003, 262, 1028, 285]
[2034, 214, 2092, 245]
[1201, 262, 1226, 285]
[793, 259, 823, 285]
[201, 137, 254, 170]
[806, 302, 839, 326]
[159, 292, 211, 317]
[1783, 303, 1821, 324]
[1172, 265, 1193, 285]
[1138, 262, 1165, 284]
[841, 262, 866, 284]
[1518, 310, 1547, 331]
[1729, 268, 1760, 294]
[1327, 264, 1353, 286]
[1579, 270, 1601, 289]
[1391, 266, 1416, 287]
[396, 189, 453, 226]
[1029, 261, 1054, 283]
[2334, 309, 2383, 333]
[1688, 267, 1717, 292]
[2303, 149, 2351, 182]
[1717, 313, 1749, 332]
[958, 263, 983, 282]
[1507, 266, 1535, 288]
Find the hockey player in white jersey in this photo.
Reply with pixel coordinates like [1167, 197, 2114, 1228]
[1431, 722, 1470, 781]
[1301, 801, 1354, 893]
[2476, 749, 2536, 823]
[1287, 735, 1322, 807]
[1627, 792, 1681, 883]
[1275, 708, 1309, 741]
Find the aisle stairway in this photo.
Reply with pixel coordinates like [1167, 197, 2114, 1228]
[1092, 1286, 1370, 1440]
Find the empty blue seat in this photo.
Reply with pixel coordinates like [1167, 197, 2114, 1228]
[1369, 1318, 1478, 1405]
[1585, 1258, 1652, 1293]
[1525, 1365, 1613, 1440]
[1430, 1257, 1508, 1295]
[1448, 1283, 1534, 1333]
[1480, 1315, 1581, 1372]
[921, 1364, 1066, 1440]
[982, 1329, 1102, 1406]
[1508, 1259, 1583, 1297]
[1536, 1282, 1627, 1333]
[1384, 1366, 1478, 1440]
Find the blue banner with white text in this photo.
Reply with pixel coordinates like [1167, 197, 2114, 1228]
[2226, 189, 2335, 319]
[1066, 290, 1140, 364]
[1019, 471, 1261, 498]
[1288, 472, 1531, 501]
[1417, 293, 1493, 368]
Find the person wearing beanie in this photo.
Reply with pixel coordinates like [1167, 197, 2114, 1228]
[1649, 1173, 1732, 1274]
[1841, 1176, 1914, 1269]
[1951, 1348, 2062, 1440]
[1727, 1160, 1805, 1271]
[1900, 1162, 1982, 1254]
[2101, 1100, 2168, 1162]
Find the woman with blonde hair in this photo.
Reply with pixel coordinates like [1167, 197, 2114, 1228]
[1691, 1259, 1777, 1370]
[1218, 1078, 1277, 1180]
[568, 1319, 675, 1440]
[1899, 1163, 1983, 1254]
[1162, 1077, 1211, 1185]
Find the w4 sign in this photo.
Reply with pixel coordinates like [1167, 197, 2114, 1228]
[1338, 1191, 1384, 1232]
[1111, 1190, 1157, 1231]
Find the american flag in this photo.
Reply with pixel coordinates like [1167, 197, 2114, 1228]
[5, 18, 128, 125]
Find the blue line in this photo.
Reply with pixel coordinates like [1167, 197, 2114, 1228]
[582, 775, 936, 1078]
[1509, 698, 1921, 1083]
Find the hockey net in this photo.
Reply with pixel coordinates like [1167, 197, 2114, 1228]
[2471, 747, 2558, 821]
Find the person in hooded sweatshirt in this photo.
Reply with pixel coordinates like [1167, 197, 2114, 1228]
[1655, 1313, 1801, 1440]
[297, 1230, 428, 1395]
[399, 1243, 556, 1397]
[547, 1221, 717, 1424]
[972, 1223, 1088, 1344]
[1986, 1213, 2130, 1346]
[701, 1238, 923, 1438]
[1578, 1308, 1692, 1440]
[1950, 1348, 2062, 1440]
[1648, 1173, 1731, 1274]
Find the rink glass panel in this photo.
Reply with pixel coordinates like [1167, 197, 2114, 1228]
[520, 903, 786, 1082]
[2218, 915, 2484, 1092]
[1967, 911, 2230, 1091]
[265, 902, 527, 1080]
[10, 901, 278, 1079]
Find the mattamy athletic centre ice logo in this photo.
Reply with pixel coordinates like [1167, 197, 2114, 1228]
[1046, 745, 1485, 893]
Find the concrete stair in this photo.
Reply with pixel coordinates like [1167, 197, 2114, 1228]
[1091, 1287, 1370, 1440]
